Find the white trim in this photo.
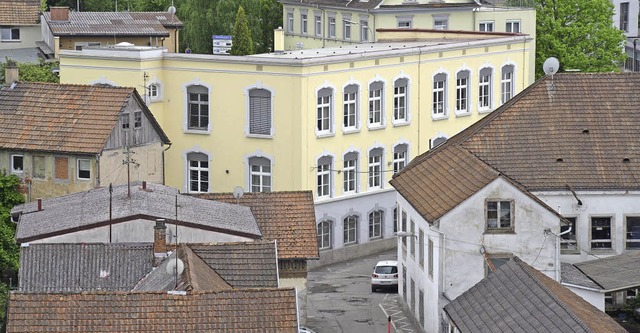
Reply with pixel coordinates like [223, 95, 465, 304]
[315, 81, 337, 137]
[89, 76, 118, 87]
[243, 82, 276, 138]
[315, 151, 336, 200]
[10, 154, 24, 174]
[392, 73, 411, 126]
[500, 59, 518, 105]
[146, 76, 163, 103]
[182, 79, 213, 134]
[76, 158, 91, 180]
[367, 144, 385, 191]
[341, 78, 362, 132]
[341, 148, 362, 195]
[431, 69, 450, 120]
[454, 67, 472, 116]
[182, 148, 212, 193]
[244, 150, 275, 192]
[367, 75, 387, 130]
[478, 64, 496, 113]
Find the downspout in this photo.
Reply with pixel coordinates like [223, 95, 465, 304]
[417, 47, 422, 152]
[95, 154, 101, 187]
[162, 143, 172, 185]
[556, 224, 572, 281]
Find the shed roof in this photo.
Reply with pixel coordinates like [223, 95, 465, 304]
[574, 251, 640, 292]
[43, 11, 182, 36]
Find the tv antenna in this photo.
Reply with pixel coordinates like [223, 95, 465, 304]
[233, 186, 244, 205]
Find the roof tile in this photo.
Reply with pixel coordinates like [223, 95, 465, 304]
[0, 0, 40, 25]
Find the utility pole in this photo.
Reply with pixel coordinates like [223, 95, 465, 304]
[122, 147, 137, 198]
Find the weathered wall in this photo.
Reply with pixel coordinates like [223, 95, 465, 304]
[99, 142, 165, 186]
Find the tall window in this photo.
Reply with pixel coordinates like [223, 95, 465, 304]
[343, 19, 351, 39]
[301, 12, 308, 34]
[121, 113, 130, 129]
[344, 215, 358, 245]
[317, 220, 332, 250]
[418, 228, 424, 268]
[369, 210, 383, 239]
[478, 68, 492, 111]
[591, 217, 612, 249]
[501, 65, 514, 104]
[456, 70, 470, 113]
[315, 14, 322, 36]
[479, 21, 494, 32]
[187, 85, 209, 131]
[249, 157, 271, 192]
[428, 238, 434, 277]
[10, 154, 23, 173]
[368, 148, 383, 189]
[248, 88, 272, 136]
[148, 83, 159, 99]
[560, 217, 577, 251]
[77, 159, 91, 180]
[393, 144, 408, 174]
[620, 2, 630, 32]
[287, 12, 294, 33]
[506, 20, 521, 33]
[0, 28, 20, 41]
[368, 81, 383, 126]
[394, 78, 408, 122]
[187, 152, 209, 193]
[134, 110, 142, 129]
[343, 152, 358, 193]
[360, 19, 369, 42]
[419, 289, 425, 326]
[317, 88, 333, 133]
[486, 200, 512, 231]
[410, 219, 415, 257]
[343, 84, 358, 129]
[401, 211, 407, 254]
[329, 16, 336, 38]
[433, 73, 447, 116]
[317, 156, 332, 198]
[402, 265, 407, 299]
[626, 217, 640, 249]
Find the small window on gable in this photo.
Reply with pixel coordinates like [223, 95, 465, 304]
[486, 200, 513, 232]
[77, 159, 91, 180]
[134, 111, 142, 129]
[121, 113, 130, 129]
[248, 88, 272, 136]
[32, 155, 46, 179]
[11, 154, 23, 173]
[55, 156, 69, 180]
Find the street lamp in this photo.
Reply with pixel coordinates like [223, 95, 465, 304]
[633, 38, 640, 72]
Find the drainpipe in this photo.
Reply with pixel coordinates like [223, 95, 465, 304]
[556, 224, 572, 281]
[162, 143, 172, 185]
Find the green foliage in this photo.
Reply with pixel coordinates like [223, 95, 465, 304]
[18, 61, 60, 83]
[230, 6, 254, 56]
[535, 0, 626, 78]
[0, 172, 23, 327]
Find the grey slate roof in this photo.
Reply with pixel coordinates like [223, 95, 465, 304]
[444, 257, 627, 333]
[560, 262, 602, 290]
[43, 11, 182, 36]
[18, 243, 153, 292]
[574, 251, 640, 292]
[12, 182, 262, 243]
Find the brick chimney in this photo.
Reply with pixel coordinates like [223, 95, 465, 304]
[50, 7, 70, 21]
[153, 219, 167, 266]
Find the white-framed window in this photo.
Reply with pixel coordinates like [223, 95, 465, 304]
[478, 67, 492, 111]
[627, 216, 640, 249]
[591, 217, 612, 249]
[317, 220, 332, 250]
[317, 87, 333, 134]
[360, 19, 369, 42]
[315, 14, 322, 36]
[248, 88, 272, 136]
[456, 70, 470, 114]
[344, 215, 358, 245]
[394, 78, 408, 122]
[479, 21, 494, 32]
[369, 210, 383, 239]
[433, 73, 447, 116]
[343, 84, 358, 130]
[74, 42, 100, 50]
[328, 16, 336, 38]
[187, 85, 209, 131]
[620, 2, 630, 32]
[134, 110, 142, 129]
[287, 11, 294, 33]
[249, 156, 271, 192]
[0, 28, 20, 41]
[187, 152, 209, 193]
[368, 81, 383, 127]
[433, 15, 448, 30]
[368, 148, 383, 189]
[343, 152, 358, 194]
[77, 159, 91, 180]
[10, 154, 23, 173]
[147, 83, 160, 100]
[506, 20, 521, 33]
[486, 200, 513, 231]
[501, 65, 514, 104]
[397, 16, 413, 28]
[560, 217, 577, 252]
[393, 144, 408, 174]
[317, 155, 332, 198]
[343, 18, 352, 40]
[301, 12, 308, 35]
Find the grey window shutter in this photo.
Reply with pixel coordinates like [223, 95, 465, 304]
[249, 89, 272, 135]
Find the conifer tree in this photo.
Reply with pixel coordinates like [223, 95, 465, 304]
[230, 6, 254, 56]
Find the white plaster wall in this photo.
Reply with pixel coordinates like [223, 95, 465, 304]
[29, 219, 253, 244]
[565, 285, 605, 311]
[0, 25, 41, 50]
[612, 0, 639, 37]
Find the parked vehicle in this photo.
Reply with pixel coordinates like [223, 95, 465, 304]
[371, 260, 398, 292]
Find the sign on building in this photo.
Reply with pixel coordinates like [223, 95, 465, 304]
[212, 35, 233, 55]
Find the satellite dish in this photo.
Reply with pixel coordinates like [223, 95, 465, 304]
[167, 0, 176, 15]
[166, 258, 184, 275]
[233, 186, 244, 199]
[543, 57, 560, 76]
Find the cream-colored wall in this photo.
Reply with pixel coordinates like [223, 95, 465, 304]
[99, 142, 165, 186]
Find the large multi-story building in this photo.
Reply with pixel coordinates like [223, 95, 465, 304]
[58, 29, 534, 261]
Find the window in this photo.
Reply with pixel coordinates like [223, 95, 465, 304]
[301, 13, 308, 35]
[620, 2, 629, 32]
[401, 210, 408, 254]
[368, 81, 383, 127]
[187, 85, 209, 131]
[419, 289, 425, 326]
[10, 154, 23, 173]
[287, 12, 294, 33]
[344, 215, 358, 245]
[317, 156, 332, 198]
[0, 28, 20, 41]
[479, 21, 494, 32]
[393, 207, 398, 234]
[248, 88, 272, 136]
[74, 42, 100, 50]
[501, 65, 514, 104]
[394, 78, 408, 122]
[456, 70, 470, 113]
[433, 15, 448, 30]
[148, 83, 159, 98]
[315, 15, 322, 36]
[433, 73, 447, 116]
[432, 136, 447, 149]
[32, 156, 45, 179]
[560, 217, 577, 251]
[478, 67, 492, 111]
[343, 18, 351, 40]
[343, 152, 358, 193]
[134, 110, 142, 129]
[393, 144, 408, 174]
[402, 265, 407, 300]
[410, 278, 416, 311]
[343, 84, 358, 129]
[627, 217, 640, 249]
[591, 217, 612, 249]
[77, 159, 91, 180]
[486, 200, 513, 231]
[369, 210, 383, 239]
[410, 219, 415, 257]
[397, 17, 413, 28]
[121, 113, 130, 129]
[418, 228, 424, 268]
[317, 220, 332, 250]
[360, 19, 369, 42]
[506, 20, 521, 33]
[428, 238, 434, 277]
[485, 254, 512, 275]
[317, 88, 333, 133]
[54, 156, 69, 180]
[368, 148, 383, 189]
[249, 157, 271, 192]
[187, 152, 209, 193]
[329, 16, 336, 38]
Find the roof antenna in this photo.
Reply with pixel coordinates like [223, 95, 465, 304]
[543, 57, 559, 90]
[233, 186, 244, 205]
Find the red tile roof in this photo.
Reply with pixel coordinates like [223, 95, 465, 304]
[0, 0, 40, 25]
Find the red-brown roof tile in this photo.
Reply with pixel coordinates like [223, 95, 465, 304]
[0, 0, 40, 25]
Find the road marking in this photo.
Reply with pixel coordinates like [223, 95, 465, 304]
[378, 294, 415, 333]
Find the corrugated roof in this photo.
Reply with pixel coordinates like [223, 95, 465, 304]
[43, 11, 182, 36]
[6, 288, 299, 332]
[574, 251, 640, 291]
[0, 0, 40, 25]
[194, 191, 319, 259]
[444, 257, 627, 333]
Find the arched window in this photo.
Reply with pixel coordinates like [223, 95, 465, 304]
[369, 210, 383, 239]
[393, 78, 409, 122]
[248, 88, 272, 136]
[343, 84, 359, 130]
[455, 70, 470, 113]
[368, 81, 384, 127]
[393, 144, 408, 174]
[317, 155, 333, 198]
[187, 85, 209, 130]
[478, 67, 493, 111]
[433, 73, 447, 116]
[344, 215, 358, 245]
[368, 148, 383, 189]
[501, 65, 515, 104]
[186, 152, 209, 193]
[317, 220, 332, 250]
[343, 152, 358, 193]
[249, 156, 271, 192]
[317, 87, 333, 133]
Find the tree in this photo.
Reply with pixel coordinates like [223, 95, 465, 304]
[0, 60, 59, 84]
[535, 0, 626, 78]
[230, 6, 254, 55]
[0, 172, 23, 327]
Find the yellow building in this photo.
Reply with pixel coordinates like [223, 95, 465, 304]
[59, 29, 534, 259]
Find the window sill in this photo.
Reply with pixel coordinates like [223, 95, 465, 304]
[455, 110, 471, 117]
[432, 114, 449, 121]
[10, 170, 23, 174]
[484, 229, 515, 234]
[184, 129, 210, 135]
[342, 128, 360, 135]
[344, 242, 358, 247]
[316, 131, 335, 139]
[367, 124, 385, 131]
[246, 133, 273, 139]
[392, 120, 410, 127]
[478, 108, 493, 114]
[0, 40, 21, 43]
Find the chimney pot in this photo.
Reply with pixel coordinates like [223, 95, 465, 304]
[37, 198, 42, 211]
[153, 219, 167, 266]
[142, 181, 147, 190]
[50, 7, 70, 22]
